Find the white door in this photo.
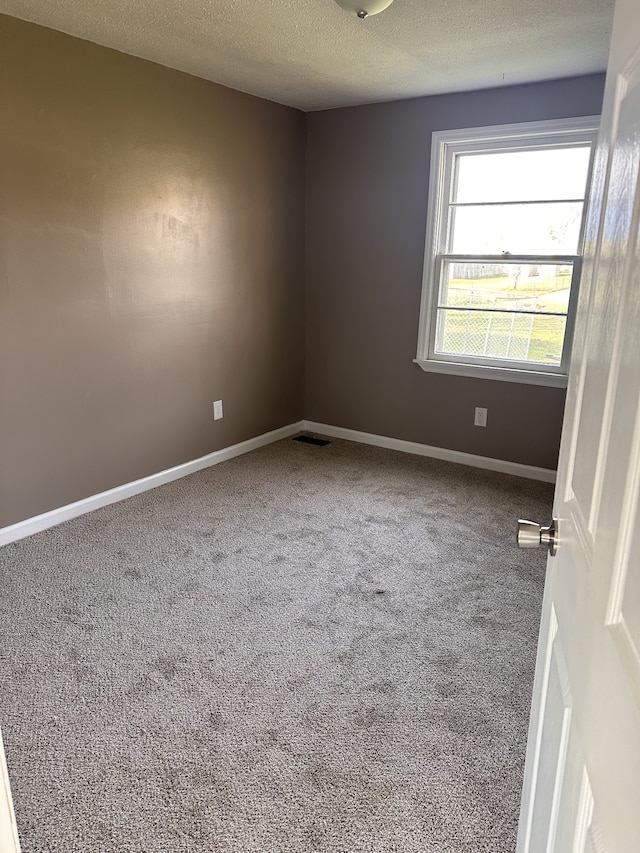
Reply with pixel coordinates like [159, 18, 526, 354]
[516, 0, 640, 850]
[0, 730, 21, 853]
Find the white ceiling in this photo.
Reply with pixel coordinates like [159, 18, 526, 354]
[0, 0, 614, 111]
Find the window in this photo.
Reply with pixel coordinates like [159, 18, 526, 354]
[415, 117, 598, 386]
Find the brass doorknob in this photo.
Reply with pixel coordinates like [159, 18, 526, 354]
[517, 518, 558, 556]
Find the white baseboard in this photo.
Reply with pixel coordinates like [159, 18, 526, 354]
[1, 417, 555, 548]
[0, 421, 304, 548]
[303, 420, 556, 483]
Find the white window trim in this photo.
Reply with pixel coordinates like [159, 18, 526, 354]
[415, 115, 600, 387]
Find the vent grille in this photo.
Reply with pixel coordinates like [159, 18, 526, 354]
[293, 435, 331, 446]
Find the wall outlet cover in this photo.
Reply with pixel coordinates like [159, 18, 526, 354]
[474, 407, 488, 428]
[213, 400, 224, 420]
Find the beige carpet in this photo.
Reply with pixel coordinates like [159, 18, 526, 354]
[0, 435, 552, 852]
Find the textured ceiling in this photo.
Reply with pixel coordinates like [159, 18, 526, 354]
[0, 0, 614, 111]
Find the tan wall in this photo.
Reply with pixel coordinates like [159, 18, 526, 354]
[304, 75, 606, 471]
[0, 15, 306, 527]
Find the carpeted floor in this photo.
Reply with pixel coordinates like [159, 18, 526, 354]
[0, 436, 553, 852]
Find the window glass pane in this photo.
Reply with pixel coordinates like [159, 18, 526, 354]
[435, 309, 566, 365]
[448, 202, 583, 254]
[439, 261, 572, 313]
[453, 146, 592, 203]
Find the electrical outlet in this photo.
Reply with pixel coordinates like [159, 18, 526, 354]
[213, 399, 223, 421]
[474, 406, 488, 428]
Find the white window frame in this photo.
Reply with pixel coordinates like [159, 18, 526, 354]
[414, 116, 599, 387]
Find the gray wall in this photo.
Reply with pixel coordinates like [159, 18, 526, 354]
[0, 15, 306, 527]
[305, 75, 606, 470]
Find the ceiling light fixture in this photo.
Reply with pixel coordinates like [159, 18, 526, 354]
[334, 0, 395, 19]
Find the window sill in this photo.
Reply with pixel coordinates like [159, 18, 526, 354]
[413, 358, 568, 388]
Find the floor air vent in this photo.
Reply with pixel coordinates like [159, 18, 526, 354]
[293, 435, 331, 446]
